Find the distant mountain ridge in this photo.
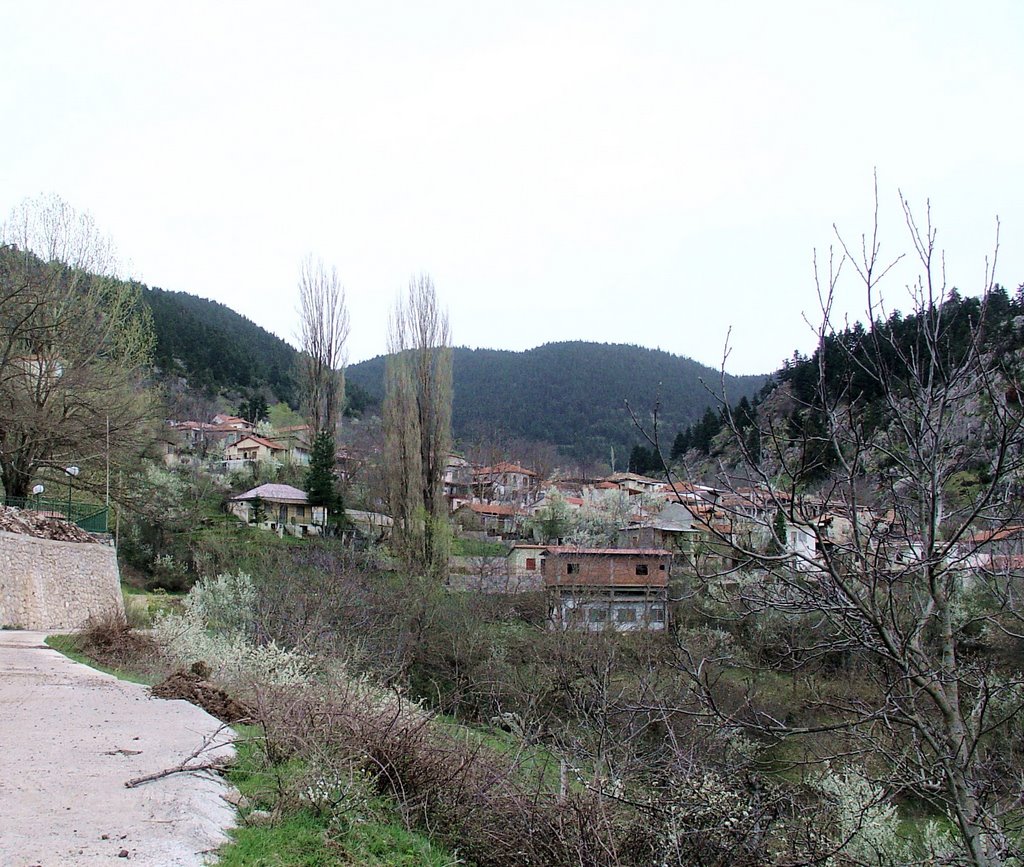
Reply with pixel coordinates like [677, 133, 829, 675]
[347, 342, 768, 461]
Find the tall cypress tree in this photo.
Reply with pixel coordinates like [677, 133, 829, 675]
[305, 430, 340, 529]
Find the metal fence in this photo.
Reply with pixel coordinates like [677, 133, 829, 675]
[4, 496, 109, 533]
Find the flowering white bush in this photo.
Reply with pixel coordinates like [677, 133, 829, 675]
[653, 768, 767, 866]
[301, 765, 376, 818]
[182, 570, 257, 636]
[811, 765, 908, 865]
[154, 571, 309, 687]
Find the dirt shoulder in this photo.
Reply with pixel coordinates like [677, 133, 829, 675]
[0, 631, 236, 866]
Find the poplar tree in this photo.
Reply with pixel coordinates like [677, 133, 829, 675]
[297, 256, 349, 439]
[383, 275, 452, 579]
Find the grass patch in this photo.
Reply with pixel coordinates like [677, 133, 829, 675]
[451, 537, 508, 557]
[219, 810, 457, 867]
[44, 634, 159, 686]
[221, 724, 464, 867]
[122, 587, 184, 627]
[436, 714, 566, 795]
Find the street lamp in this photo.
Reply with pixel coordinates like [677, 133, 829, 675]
[32, 484, 44, 510]
[64, 466, 79, 521]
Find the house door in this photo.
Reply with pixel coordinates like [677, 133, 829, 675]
[278, 505, 287, 524]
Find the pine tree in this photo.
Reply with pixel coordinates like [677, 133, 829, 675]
[305, 430, 340, 529]
[769, 507, 786, 554]
[670, 429, 690, 460]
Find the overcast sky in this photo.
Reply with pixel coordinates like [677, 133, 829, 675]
[3, 2, 1022, 374]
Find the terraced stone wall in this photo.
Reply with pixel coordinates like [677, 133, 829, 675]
[0, 531, 123, 630]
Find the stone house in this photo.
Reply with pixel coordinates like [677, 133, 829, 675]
[229, 483, 326, 536]
[473, 462, 538, 505]
[273, 425, 313, 465]
[456, 502, 523, 537]
[444, 454, 475, 511]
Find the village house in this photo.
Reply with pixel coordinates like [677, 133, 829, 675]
[603, 472, 665, 496]
[965, 525, 1024, 573]
[170, 420, 250, 449]
[473, 461, 538, 506]
[212, 414, 255, 431]
[506, 542, 547, 588]
[582, 480, 623, 504]
[526, 489, 586, 517]
[542, 546, 671, 632]
[270, 425, 312, 465]
[618, 501, 700, 559]
[455, 502, 523, 538]
[344, 508, 394, 543]
[444, 454, 475, 511]
[335, 447, 363, 483]
[229, 483, 326, 536]
[223, 434, 289, 468]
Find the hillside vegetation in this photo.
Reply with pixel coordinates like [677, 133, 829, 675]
[141, 285, 763, 461]
[678, 283, 1024, 483]
[348, 342, 767, 461]
[142, 285, 299, 403]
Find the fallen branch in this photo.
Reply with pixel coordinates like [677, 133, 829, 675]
[124, 721, 235, 788]
[124, 757, 229, 788]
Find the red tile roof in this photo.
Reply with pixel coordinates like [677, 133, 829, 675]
[968, 526, 1024, 544]
[466, 503, 521, 516]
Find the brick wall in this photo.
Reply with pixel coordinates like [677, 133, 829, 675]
[0, 531, 124, 630]
[542, 552, 670, 588]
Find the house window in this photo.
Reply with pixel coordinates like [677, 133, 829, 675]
[588, 607, 608, 622]
[525, 558, 537, 571]
[566, 563, 580, 575]
[296, 506, 306, 518]
[614, 607, 637, 623]
[635, 564, 649, 576]
[649, 604, 665, 622]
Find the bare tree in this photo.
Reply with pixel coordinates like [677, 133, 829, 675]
[0, 194, 156, 501]
[670, 187, 1024, 865]
[297, 256, 350, 439]
[0, 194, 118, 391]
[383, 274, 453, 579]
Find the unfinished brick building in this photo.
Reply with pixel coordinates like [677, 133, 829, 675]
[541, 546, 671, 631]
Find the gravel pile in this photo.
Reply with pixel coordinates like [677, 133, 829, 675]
[0, 506, 98, 543]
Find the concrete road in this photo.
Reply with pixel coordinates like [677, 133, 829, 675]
[0, 632, 236, 866]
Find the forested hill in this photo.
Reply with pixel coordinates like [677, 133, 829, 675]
[141, 285, 299, 403]
[347, 342, 767, 461]
[139, 285, 769, 457]
[674, 284, 1024, 481]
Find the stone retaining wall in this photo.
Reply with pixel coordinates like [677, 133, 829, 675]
[0, 531, 124, 630]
